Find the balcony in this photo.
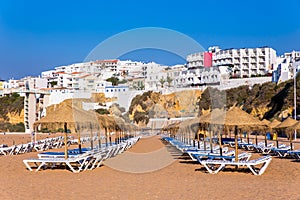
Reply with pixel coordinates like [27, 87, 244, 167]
[259, 65, 265, 70]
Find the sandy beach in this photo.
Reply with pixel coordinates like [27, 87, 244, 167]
[0, 134, 300, 200]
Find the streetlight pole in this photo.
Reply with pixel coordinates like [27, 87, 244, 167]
[293, 58, 297, 140]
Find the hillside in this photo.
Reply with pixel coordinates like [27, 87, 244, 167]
[0, 93, 25, 132]
[128, 73, 299, 127]
[128, 90, 202, 126]
[1, 74, 299, 131]
[198, 73, 300, 120]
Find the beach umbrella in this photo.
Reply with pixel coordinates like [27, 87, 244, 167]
[268, 119, 281, 147]
[34, 104, 99, 157]
[189, 109, 225, 152]
[179, 118, 198, 147]
[268, 119, 281, 128]
[260, 119, 271, 146]
[287, 121, 300, 131]
[275, 118, 298, 149]
[210, 107, 267, 161]
[274, 117, 298, 129]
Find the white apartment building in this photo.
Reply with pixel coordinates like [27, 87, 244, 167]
[180, 66, 221, 87]
[186, 52, 212, 68]
[119, 60, 147, 78]
[164, 65, 186, 87]
[0, 80, 6, 96]
[273, 51, 300, 83]
[212, 46, 277, 78]
[145, 62, 168, 90]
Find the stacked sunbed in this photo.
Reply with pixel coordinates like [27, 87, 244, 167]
[162, 136, 272, 176]
[23, 136, 140, 173]
[0, 136, 65, 156]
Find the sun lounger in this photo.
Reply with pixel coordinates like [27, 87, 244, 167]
[196, 152, 251, 163]
[254, 143, 275, 154]
[262, 144, 288, 155]
[23, 153, 94, 173]
[85, 151, 106, 170]
[200, 155, 272, 175]
[187, 147, 230, 161]
[273, 146, 292, 157]
[0, 145, 15, 156]
[23, 136, 140, 173]
[287, 150, 300, 159]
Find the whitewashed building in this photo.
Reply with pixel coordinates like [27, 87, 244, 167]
[212, 46, 276, 78]
[273, 51, 300, 83]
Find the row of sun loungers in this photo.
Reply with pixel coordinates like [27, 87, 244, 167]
[0, 135, 109, 156]
[23, 136, 140, 173]
[226, 139, 300, 160]
[162, 137, 273, 175]
[0, 136, 66, 156]
[199, 155, 272, 175]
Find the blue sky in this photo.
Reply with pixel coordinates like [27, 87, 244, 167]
[0, 0, 300, 80]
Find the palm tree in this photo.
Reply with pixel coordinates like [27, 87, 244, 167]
[106, 76, 119, 86]
[166, 76, 173, 88]
[159, 77, 165, 88]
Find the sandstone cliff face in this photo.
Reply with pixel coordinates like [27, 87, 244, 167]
[7, 109, 24, 124]
[129, 90, 203, 126]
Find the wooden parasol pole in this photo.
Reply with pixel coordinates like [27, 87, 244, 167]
[255, 131, 258, 145]
[97, 130, 101, 149]
[203, 128, 207, 151]
[290, 131, 293, 150]
[218, 128, 223, 156]
[90, 122, 93, 150]
[76, 124, 82, 154]
[209, 128, 213, 153]
[105, 128, 108, 147]
[234, 126, 238, 162]
[64, 122, 68, 159]
[264, 131, 267, 147]
[197, 129, 200, 149]
[247, 131, 250, 144]
[275, 131, 279, 148]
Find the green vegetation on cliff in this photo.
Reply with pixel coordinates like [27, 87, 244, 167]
[0, 93, 25, 132]
[0, 93, 24, 121]
[198, 73, 300, 120]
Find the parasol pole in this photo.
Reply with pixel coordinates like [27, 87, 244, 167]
[247, 131, 250, 144]
[64, 122, 68, 159]
[218, 127, 223, 156]
[192, 128, 195, 147]
[109, 130, 112, 146]
[290, 131, 293, 150]
[264, 131, 267, 147]
[275, 131, 279, 148]
[209, 128, 213, 153]
[76, 124, 82, 154]
[97, 129, 101, 149]
[234, 126, 238, 162]
[90, 122, 93, 150]
[197, 129, 200, 149]
[203, 128, 207, 151]
[105, 128, 108, 147]
[255, 131, 258, 145]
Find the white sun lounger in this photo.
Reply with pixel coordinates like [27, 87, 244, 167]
[200, 155, 272, 175]
[0, 146, 15, 156]
[23, 153, 94, 173]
